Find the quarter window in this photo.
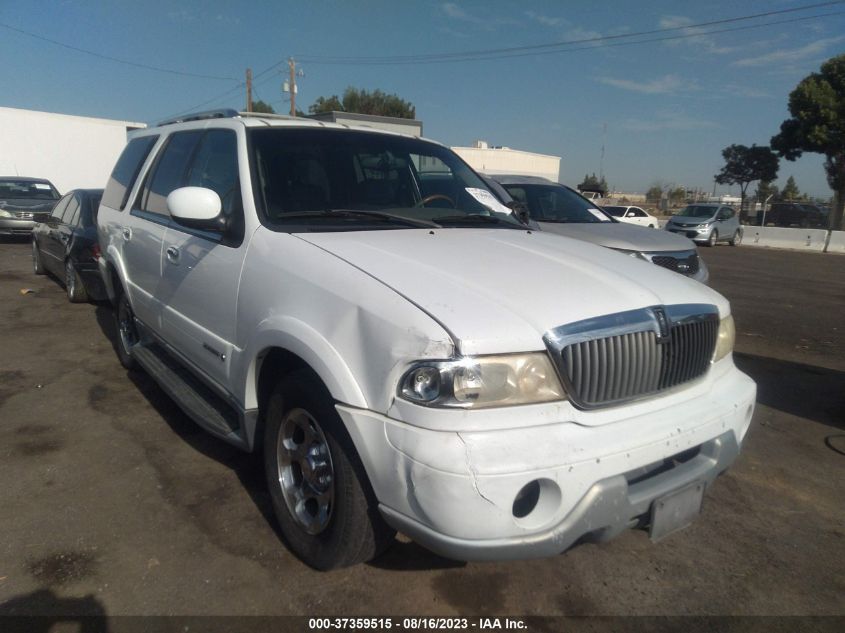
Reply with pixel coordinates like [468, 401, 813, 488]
[102, 136, 159, 211]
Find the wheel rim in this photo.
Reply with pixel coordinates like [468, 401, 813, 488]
[710, 231, 717, 245]
[276, 408, 334, 535]
[65, 261, 75, 296]
[117, 297, 138, 353]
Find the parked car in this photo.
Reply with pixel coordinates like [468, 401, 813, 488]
[664, 203, 742, 247]
[32, 189, 105, 302]
[491, 175, 709, 283]
[0, 177, 61, 238]
[762, 202, 826, 228]
[97, 109, 755, 570]
[604, 205, 658, 228]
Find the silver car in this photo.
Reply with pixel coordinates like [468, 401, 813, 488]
[664, 203, 742, 247]
[491, 175, 709, 284]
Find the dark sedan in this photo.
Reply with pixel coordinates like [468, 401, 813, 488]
[32, 188, 105, 302]
[0, 177, 61, 237]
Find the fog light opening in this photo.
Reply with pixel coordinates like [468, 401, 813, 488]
[512, 480, 540, 519]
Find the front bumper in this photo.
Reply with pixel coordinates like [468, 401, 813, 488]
[0, 218, 38, 236]
[338, 360, 755, 561]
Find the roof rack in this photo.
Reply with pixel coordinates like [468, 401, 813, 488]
[156, 108, 239, 127]
[238, 111, 298, 121]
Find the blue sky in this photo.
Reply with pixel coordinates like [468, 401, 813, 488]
[1, 0, 843, 198]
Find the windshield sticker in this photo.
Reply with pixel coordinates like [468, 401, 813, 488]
[33, 183, 52, 190]
[465, 187, 512, 215]
[587, 208, 611, 222]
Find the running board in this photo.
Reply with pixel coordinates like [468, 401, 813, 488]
[131, 344, 246, 448]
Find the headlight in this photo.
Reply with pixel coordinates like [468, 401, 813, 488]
[0, 209, 12, 218]
[399, 353, 566, 408]
[712, 314, 735, 362]
[610, 248, 647, 260]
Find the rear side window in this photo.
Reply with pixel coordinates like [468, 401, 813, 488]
[140, 131, 203, 216]
[102, 136, 159, 211]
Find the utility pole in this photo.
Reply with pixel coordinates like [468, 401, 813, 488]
[288, 58, 297, 117]
[246, 68, 253, 112]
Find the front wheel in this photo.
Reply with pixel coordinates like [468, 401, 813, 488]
[263, 370, 395, 570]
[729, 229, 742, 246]
[706, 229, 718, 247]
[65, 259, 88, 303]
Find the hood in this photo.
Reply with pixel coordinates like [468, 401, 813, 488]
[538, 221, 695, 252]
[0, 198, 56, 212]
[668, 215, 715, 225]
[297, 229, 728, 356]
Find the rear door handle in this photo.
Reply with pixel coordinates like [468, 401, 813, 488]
[166, 246, 180, 262]
[122, 227, 132, 241]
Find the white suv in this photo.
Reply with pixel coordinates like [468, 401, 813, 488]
[97, 110, 756, 570]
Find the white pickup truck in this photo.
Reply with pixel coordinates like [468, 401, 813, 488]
[97, 110, 756, 570]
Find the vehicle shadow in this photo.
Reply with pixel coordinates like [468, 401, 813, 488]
[91, 305, 461, 570]
[734, 352, 845, 430]
[0, 589, 109, 632]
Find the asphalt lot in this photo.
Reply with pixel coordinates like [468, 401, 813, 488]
[0, 239, 843, 618]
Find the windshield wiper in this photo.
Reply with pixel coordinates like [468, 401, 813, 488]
[272, 209, 440, 228]
[432, 214, 523, 228]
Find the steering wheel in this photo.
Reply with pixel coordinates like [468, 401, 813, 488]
[415, 194, 455, 208]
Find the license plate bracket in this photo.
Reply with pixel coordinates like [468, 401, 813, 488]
[649, 481, 705, 542]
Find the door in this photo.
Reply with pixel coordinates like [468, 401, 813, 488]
[41, 194, 72, 273]
[158, 129, 247, 388]
[124, 130, 204, 328]
[55, 194, 80, 261]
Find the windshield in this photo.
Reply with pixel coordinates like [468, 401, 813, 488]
[0, 180, 59, 201]
[501, 183, 613, 224]
[248, 128, 523, 231]
[603, 206, 626, 217]
[677, 205, 718, 219]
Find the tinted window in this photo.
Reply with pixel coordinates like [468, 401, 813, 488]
[633, 208, 647, 217]
[81, 193, 102, 227]
[102, 136, 159, 210]
[141, 131, 203, 216]
[61, 197, 80, 224]
[678, 205, 718, 218]
[69, 200, 82, 227]
[603, 206, 625, 217]
[185, 130, 240, 216]
[50, 194, 72, 221]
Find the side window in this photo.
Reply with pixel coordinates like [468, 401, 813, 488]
[634, 208, 647, 217]
[50, 194, 72, 221]
[102, 136, 159, 211]
[69, 197, 82, 226]
[185, 130, 241, 217]
[141, 131, 203, 216]
[60, 197, 79, 224]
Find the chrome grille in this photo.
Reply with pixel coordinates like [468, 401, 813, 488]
[545, 305, 719, 408]
[14, 211, 34, 219]
[651, 252, 700, 276]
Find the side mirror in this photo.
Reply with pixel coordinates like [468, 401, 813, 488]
[626, 211, 635, 217]
[166, 187, 226, 231]
[505, 200, 531, 225]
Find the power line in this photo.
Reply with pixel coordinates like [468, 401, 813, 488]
[294, 1, 845, 65]
[0, 20, 238, 80]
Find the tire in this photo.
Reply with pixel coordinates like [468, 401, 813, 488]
[729, 229, 742, 246]
[706, 229, 718, 247]
[32, 240, 45, 275]
[648, 224, 655, 229]
[65, 259, 89, 303]
[263, 370, 395, 570]
[114, 289, 138, 369]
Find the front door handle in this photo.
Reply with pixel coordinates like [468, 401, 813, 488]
[122, 227, 132, 241]
[166, 246, 180, 263]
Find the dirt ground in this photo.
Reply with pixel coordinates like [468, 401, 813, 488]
[0, 239, 843, 619]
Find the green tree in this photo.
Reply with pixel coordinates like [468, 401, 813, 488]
[755, 180, 779, 202]
[578, 173, 607, 195]
[771, 53, 845, 229]
[714, 144, 779, 222]
[252, 99, 275, 114]
[308, 87, 416, 118]
[669, 187, 686, 205]
[781, 175, 800, 200]
[646, 185, 664, 202]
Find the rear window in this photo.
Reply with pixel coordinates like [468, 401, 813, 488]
[102, 136, 159, 210]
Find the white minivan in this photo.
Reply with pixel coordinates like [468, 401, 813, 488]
[97, 110, 756, 569]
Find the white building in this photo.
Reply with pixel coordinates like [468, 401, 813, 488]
[0, 107, 146, 194]
[451, 141, 561, 182]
